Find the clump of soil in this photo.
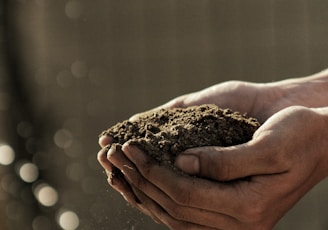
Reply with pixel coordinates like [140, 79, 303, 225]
[101, 104, 260, 168]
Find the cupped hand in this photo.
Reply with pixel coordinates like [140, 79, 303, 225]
[97, 72, 328, 229]
[99, 106, 328, 229]
[169, 106, 328, 229]
[129, 81, 284, 123]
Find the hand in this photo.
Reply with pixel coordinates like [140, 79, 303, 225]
[98, 71, 328, 229]
[129, 70, 328, 125]
[129, 81, 282, 124]
[99, 72, 327, 148]
[178, 106, 328, 229]
[97, 144, 164, 225]
[99, 106, 328, 229]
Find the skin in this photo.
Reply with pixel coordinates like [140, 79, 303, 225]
[98, 69, 328, 230]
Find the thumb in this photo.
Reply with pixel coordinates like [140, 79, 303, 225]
[175, 141, 286, 181]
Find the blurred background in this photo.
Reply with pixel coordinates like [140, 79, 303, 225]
[1, 0, 328, 229]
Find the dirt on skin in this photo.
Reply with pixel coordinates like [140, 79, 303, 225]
[101, 104, 260, 170]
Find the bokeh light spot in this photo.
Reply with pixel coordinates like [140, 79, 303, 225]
[0, 144, 15, 165]
[58, 210, 79, 230]
[18, 162, 39, 183]
[34, 183, 58, 207]
[54, 129, 73, 149]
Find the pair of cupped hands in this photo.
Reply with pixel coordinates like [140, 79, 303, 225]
[98, 79, 328, 230]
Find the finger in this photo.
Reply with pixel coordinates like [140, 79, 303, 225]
[121, 143, 248, 217]
[105, 146, 165, 225]
[97, 145, 119, 186]
[106, 144, 145, 204]
[108, 168, 139, 205]
[122, 163, 239, 229]
[98, 134, 113, 148]
[132, 186, 221, 230]
[107, 144, 137, 174]
[175, 140, 289, 181]
[102, 144, 164, 225]
[97, 145, 125, 185]
[130, 186, 166, 225]
[97, 146, 141, 207]
[97, 145, 113, 171]
[104, 165, 155, 220]
[99, 144, 142, 207]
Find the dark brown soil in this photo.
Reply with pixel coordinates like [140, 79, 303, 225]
[101, 104, 260, 168]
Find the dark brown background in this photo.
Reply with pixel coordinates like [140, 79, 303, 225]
[1, 0, 328, 229]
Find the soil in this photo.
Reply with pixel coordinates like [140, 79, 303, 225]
[101, 104, 260, 170]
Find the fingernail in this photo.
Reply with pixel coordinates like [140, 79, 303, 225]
[175, 154, 200, 175]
